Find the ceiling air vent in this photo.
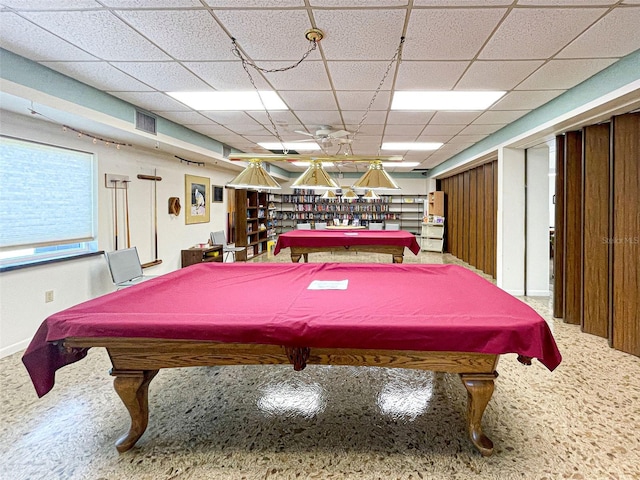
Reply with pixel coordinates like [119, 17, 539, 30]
[222, 145, 231, 158]
[135, 110, 157, 135]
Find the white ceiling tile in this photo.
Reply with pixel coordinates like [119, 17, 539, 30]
[516, 58, 618, 90]
[204, 0, 304, 6]
[259, 61, 331, 91]
[109, 91, 191, 111]
[155, 111, 215, 124]
[183, 62, 271, 91]
[383, 124, 425, 136]
[335, 91, 391, 111]
[213, 9, 314, 61]
[208, 133, 252, 144]
[200, 111, 263, 125]
[422, 124, 465, 135]
[395, 61, 469, 90]
[386, 111, 435, 125]
[0, 12, 98, 61]
[621, 0, 640, 3]
[279, 91, 338, 111]
[341, 110, 388, 125]
[19, 11, 171, 61]
[403, 9, 506, 60]
[311, 0, 406, 6]
[479, 8, 608, 59]
[458, 124, 503, 135]
[328, 61, 396, 90]
[490, 90, 565, 110]
[429, 112, 482, 124]
[517, 0, 616, 5]
[474, 110, 529, 124]
[414, 0, 511, 4]
[186, 124, 236, 136]
[0, 0, 100, 7]
[456, 60, 544, 90]
[556, 8, 640, 58]
[104, 0, 201, 6]
[111, 62, 211, 91]
[246, 111, 302, 128]
[40, 61, 154, 91]
[294, 111, 343, 126]
[222, 124, 272, 135]
[417, 134, 455, 143]
[344, 124, 386, 135]
[115, 10, 236, 61]
[382, 135, 420, 143]
[313, 9, 406, 60]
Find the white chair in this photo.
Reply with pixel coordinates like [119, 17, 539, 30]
[297, 223, 312, 230]
[369, 222, 383, 230]
[385, 223, 400, 230]
[104, 247, 154, 288]
[211, 230, 246, 262]
[315, 222, 328, 230]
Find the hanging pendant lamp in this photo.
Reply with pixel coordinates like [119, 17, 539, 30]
[352, 160, 400, 190]
[321, 189, 337, 200]
[291, 160, 340, 190]
[342, 187, 358, 202]
[363, 190, 380, 201]
[227, 158, 281, 190]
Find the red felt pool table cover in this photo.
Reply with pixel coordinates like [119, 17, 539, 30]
[23, 263, 562, 397]
[274, 230, 421, 256]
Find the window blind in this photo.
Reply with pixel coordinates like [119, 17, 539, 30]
[0, 136, 96, 249]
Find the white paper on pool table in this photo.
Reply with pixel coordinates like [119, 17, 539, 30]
[307, 280, 349, 290]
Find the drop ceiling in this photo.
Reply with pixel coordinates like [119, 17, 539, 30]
[1, 0, 639, 173]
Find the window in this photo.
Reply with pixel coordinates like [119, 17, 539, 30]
[0, 135, 98, 270]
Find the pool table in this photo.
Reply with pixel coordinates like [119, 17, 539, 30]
[274, 230, 421, 263]
[23, 263, 561, 456]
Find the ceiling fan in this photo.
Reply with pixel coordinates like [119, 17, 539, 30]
[292, 125, 353, 146]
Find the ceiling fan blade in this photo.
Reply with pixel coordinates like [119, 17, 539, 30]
[328, 130, 351, 138]
[288, 138, 318, 143]
[293, 130, 315, 137]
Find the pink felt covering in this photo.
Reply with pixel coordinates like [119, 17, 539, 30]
[274, 230, 421, 256]
[23, 263, 561, 397]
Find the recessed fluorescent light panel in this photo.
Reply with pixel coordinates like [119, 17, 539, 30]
[259, 142, 321, 151]
[381, 142, 442, 151]
[391, 91, 505, 111]
[167, 91, 288, 111]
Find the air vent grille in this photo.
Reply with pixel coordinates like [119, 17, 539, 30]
[135, 110, 157, 135]
[222, 145, 231, 158]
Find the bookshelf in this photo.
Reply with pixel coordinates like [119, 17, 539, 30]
[278, 189, 426, 234]
[233, 189, 270, 260]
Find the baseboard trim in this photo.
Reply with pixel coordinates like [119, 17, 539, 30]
[0, 339, 28, 359]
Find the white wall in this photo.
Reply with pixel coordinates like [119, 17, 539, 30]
[526, 146, 550, 296]
[497, 147, 526, 295]
[0, 110, 236, 357]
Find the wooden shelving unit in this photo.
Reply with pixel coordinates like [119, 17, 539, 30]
[181, 246, 223, 268]
[233, 189, 269, 261]
[428, 191, 445, 217]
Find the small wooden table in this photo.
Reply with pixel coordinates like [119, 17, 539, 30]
[181, 245, 223, 268]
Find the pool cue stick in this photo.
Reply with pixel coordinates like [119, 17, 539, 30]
[111, 179, 119, 250]
[123, 180, 131, 248]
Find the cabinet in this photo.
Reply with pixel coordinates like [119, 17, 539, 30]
[181, 246, 223, 268]
[428, 191, 445, 217]
[421, 216, 445, 252]
[234, 189, 269, 261]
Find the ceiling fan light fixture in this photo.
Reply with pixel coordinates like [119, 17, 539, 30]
[352, 161, 400, 191]
[291, 160, 340, 190]
[227, 159, 281, 190]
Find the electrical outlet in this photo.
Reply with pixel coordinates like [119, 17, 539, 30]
[45, 290, 54, 303]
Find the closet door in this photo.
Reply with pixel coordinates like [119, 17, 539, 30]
[611, 113, 640, 356]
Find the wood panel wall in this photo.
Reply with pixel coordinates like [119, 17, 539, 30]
[611, 113, 640, 356]
[440, 160, 498, 277]
[553, 112, 639, 357]
[581, 124, 610, 338]
[563, 131, 583, 325]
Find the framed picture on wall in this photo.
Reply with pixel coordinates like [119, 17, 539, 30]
[212, 185, 223, 203]
[185, 174, 210, 224]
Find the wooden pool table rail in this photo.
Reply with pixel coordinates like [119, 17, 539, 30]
[63, 337, 500, 456]
[289, 244, 406, 263]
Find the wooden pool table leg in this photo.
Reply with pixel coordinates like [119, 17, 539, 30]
[460, 372, 498, 456]
[392, 254, 404, 263]
[111, 369, 159, 453]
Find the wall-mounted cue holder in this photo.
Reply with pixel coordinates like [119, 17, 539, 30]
[105, 173, 130, 188]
